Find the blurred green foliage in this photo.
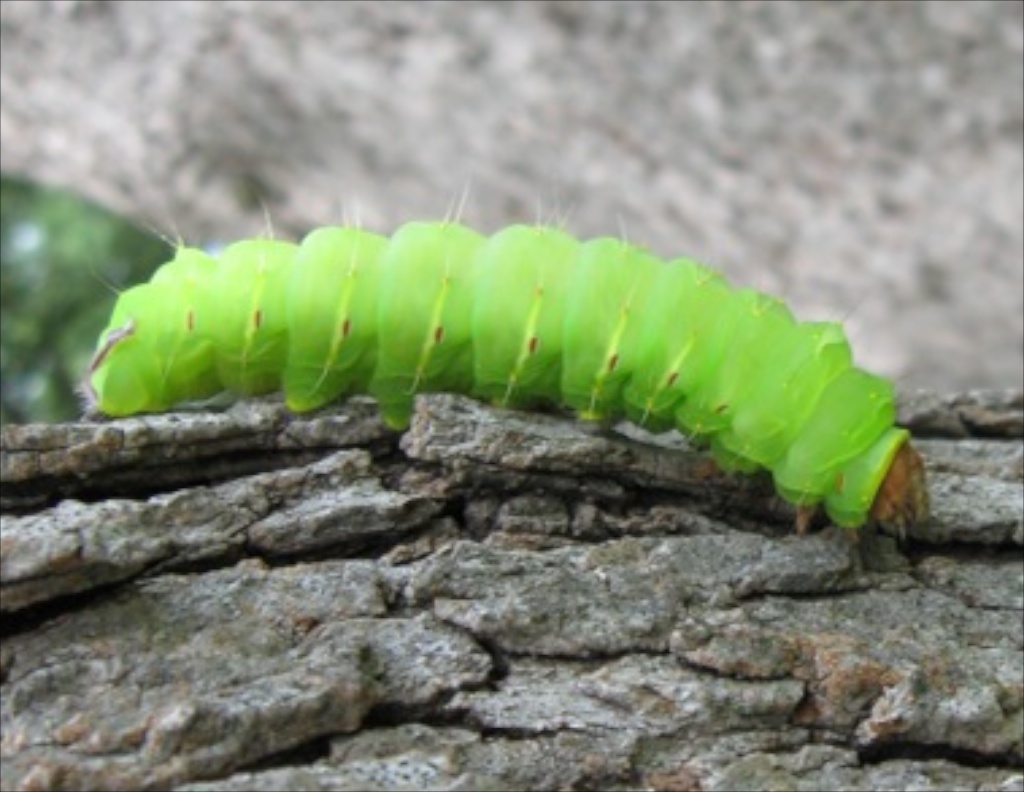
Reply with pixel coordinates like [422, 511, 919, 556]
[1, 177, 170, 424]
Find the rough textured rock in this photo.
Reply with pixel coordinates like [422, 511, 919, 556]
[1, 390, 1021, 791]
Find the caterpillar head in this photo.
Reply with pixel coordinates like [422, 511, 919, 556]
[83, 248, 222, 418]
[82, 289, 220, 418]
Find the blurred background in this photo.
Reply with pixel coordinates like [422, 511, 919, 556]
[2, 0, 1021, 423]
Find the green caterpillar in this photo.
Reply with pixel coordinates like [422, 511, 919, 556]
[85, 221, 928, 531]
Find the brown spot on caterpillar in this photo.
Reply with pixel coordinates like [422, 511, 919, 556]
[529, 336, 539, 355]
[254, 309, 263, 330]
[870, 441, 928, 536]
[835, 472, 846, 494]
[342, 318, 351, 338]
[666, 371, 679, 387]
[187, 310, 196, 332]
[607, 353, 619, 373]
[434, 326, 445, 344]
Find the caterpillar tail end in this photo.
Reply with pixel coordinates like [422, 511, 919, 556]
[869, 441, 929, 536]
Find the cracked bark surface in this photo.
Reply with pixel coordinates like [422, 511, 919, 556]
[1, 389, 1021, 791]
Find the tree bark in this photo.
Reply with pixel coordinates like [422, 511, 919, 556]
[1, 390, 1022, 790]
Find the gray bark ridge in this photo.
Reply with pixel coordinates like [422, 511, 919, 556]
[1, 389, 1022, 791]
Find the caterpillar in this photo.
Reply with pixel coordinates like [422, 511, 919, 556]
[85, 221, 928, 531]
